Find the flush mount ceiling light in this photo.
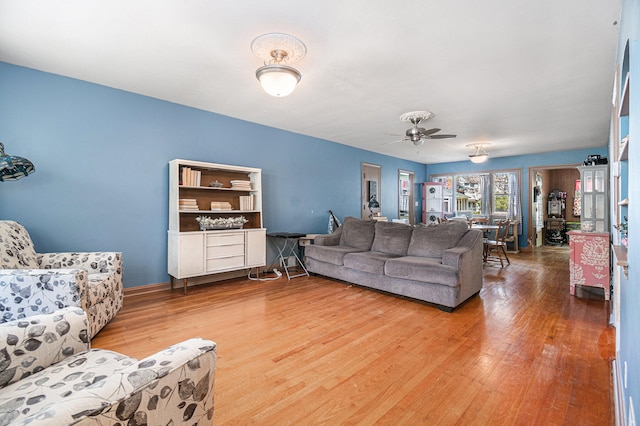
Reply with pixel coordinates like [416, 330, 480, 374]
[467, 143, 491, 163]
[251, 33, 307, 97]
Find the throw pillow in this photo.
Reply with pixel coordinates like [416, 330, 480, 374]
[407, 221, 468, 258]
[371, 221, 413, 256]
[339, 216, 376, 250]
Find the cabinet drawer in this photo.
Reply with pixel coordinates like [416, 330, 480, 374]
[207, 255, 245, 271]
[206, 233, 244, 247]
[207, 243, 245, 258]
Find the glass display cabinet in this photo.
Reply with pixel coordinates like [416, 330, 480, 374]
[577, 165, 609, 233]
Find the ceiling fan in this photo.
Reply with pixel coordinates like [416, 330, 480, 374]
[387, 111, 456, 146]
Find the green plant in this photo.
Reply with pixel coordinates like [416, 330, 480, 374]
[614, 216, 628, 238]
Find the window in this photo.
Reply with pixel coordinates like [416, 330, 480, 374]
[455, 174, 484, 216]
[430, 169, 521, 229]
[493, 173, 509, 214]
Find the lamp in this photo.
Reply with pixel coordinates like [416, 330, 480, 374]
[251, 33, 307, 97]
[368, 195, 381, 219]
[467, 143, 491, 163]
[0, 142, 35, 181]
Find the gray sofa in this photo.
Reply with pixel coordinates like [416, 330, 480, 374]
[305, 217, 484, 311]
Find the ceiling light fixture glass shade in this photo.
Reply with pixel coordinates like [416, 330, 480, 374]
[469, 152, 489, 163]
[0, 142, 35, 181]
[251, 33, 306, 97]
[467, 143, 491, 163]
[255, 64, 301, 97]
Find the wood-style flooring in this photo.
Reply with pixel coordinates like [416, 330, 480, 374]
[92, 245, 615, 425]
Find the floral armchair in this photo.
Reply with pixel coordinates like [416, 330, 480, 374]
[0, 307, 217, 425]
[0, 220, 123, 337]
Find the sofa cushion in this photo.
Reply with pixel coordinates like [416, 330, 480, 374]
[384, 256, 459, 287]
[344, 251, 400, 274]
[407, 221, 469, 258]
[305, 245, 365, 266]
[0, 348, 138, 420]
[339, 217, 376, 250]
[370, 221, 413, 256]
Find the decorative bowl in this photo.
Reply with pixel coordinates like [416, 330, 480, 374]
[209, 181, 224, 188]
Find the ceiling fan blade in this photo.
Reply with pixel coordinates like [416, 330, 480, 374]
[382, 138, 408, 145]
[428, 134, 457, 139]
[420, 128, 441, 136]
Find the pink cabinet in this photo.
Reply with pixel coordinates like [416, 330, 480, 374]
[567, 231, 610, 300]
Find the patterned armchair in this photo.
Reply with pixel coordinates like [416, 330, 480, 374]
[0, 307, 217, 425]
[0, 220, 123, 337]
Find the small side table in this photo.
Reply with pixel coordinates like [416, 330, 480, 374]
[267, 232, 309, 279]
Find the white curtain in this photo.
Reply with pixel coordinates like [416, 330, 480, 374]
[481, 174, 491, 217]
[507, 172, 523, 235]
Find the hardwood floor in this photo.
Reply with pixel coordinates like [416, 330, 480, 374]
[92, 246, 615, 425]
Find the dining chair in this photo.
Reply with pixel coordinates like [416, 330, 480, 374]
[484, 219, 511, 267]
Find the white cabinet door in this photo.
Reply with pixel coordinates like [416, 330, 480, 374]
[246, 229, 266, 267]
[177, 233, 205, 277]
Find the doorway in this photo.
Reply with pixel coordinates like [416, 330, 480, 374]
[398, 170, 415, 224]
[362, 163, 381, 220]
[528, 165, 581, 248]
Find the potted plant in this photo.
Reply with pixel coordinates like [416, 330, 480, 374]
[196, 216, 248, 230]
[614, 216, 628, 247]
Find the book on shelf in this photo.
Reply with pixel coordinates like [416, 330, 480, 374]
[179, 198, 199, 211]
[180, 167, 201, 187]
[230, 180, 252, 190]
[210, 201, 232, 211]
[239, 195, 255, 211]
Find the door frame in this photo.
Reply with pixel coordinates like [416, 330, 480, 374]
[528, 164, 581, 248]
[398, 169, 415, 224]
[362, 163, 381, 219]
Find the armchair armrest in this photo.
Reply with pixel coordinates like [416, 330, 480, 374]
[75, 338, 217, 425]
[0, 269, 88, 322]
[314, 227, 342, 246]
[38, 252, 122, 276]
[0, 307, 90, 389]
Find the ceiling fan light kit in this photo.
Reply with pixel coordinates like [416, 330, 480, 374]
[251, 33, 306, 97]
[467, 143, 491, 163]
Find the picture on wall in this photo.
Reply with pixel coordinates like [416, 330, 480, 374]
[368, 180, 378, 202]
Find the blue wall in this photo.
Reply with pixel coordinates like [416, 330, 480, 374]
[616, 0, 640, 421]
[426, 147, 608, 249]
[0, 62, 425, 288]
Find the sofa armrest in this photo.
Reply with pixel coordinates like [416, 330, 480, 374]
[442, 229, 483, 268]
[0, 307, 90, 389]
[38, 252, 122, 276]
[74, 338, 217, 425]
[314, 227, 343, 246]
[0, 269, 89, 322]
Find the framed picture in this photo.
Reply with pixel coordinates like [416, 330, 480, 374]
[368, 180, 378, 202]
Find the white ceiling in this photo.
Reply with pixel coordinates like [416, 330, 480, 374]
[0, 0, 622, 164]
